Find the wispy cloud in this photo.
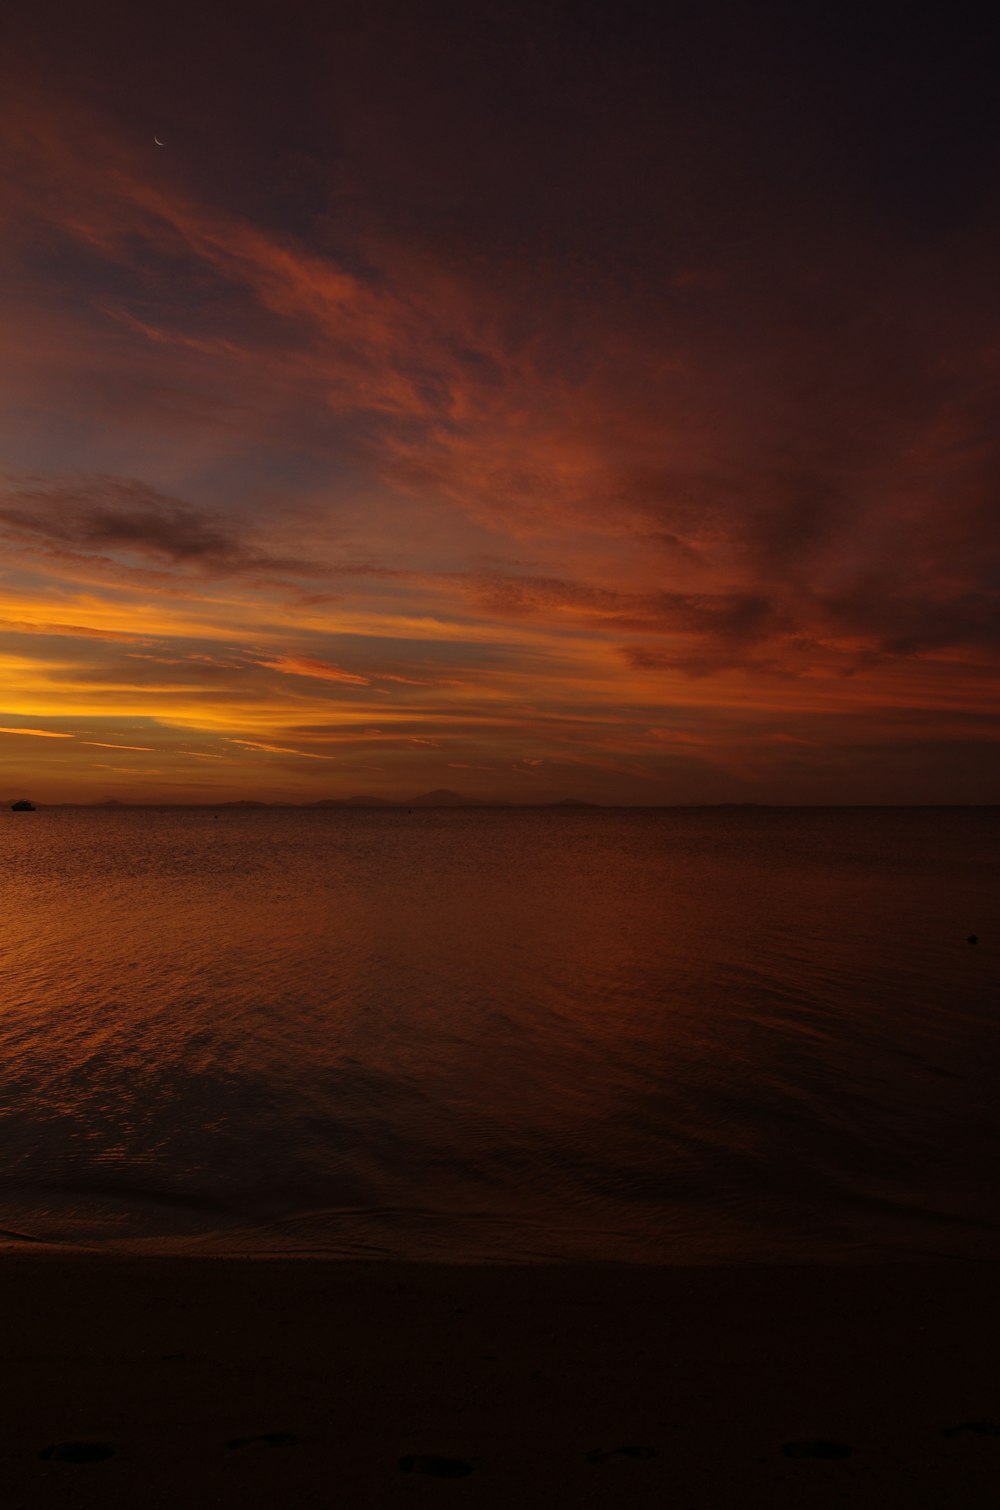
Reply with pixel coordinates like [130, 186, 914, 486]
[80, 740, 156, 751]
[0, 477, 321, 579]
[227, 739, 336, 760]
[0, 725, 74, 738]
[258, 655, 370, 685]
[0, 58, 998, 804]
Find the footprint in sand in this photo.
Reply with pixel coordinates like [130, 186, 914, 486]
[781, 1440, 853, 1460]
[399, 1454, 475, 1478]
[39, 1442, 114, 1464]
[942, 1420, 1000, 1438]
[226, 1431, 300, 1449]
[586, 1444, 659, 1465]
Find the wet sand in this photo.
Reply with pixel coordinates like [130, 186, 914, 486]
[1, 1254, 998, 1507]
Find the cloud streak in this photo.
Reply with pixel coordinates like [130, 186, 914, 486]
[0, 12, 998, 803]
[0, 477, 323, 579]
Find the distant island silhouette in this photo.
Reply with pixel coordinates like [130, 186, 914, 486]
[25, 790, 608, 810]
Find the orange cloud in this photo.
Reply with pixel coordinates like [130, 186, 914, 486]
[80, 741, 156, 751]
[0, 725, 74, 738]
[1, 67, 998, 805]
[259, 655, 370, 686]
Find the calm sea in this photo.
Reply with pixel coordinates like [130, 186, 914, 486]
[0, 806, 997, 1262]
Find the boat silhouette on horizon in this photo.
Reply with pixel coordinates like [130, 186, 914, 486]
[10, 799, 36, 811]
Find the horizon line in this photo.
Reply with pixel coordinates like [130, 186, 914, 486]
[7, 798, 999, 811]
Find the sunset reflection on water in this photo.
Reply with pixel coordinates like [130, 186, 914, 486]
[1, 806, 997, 1262]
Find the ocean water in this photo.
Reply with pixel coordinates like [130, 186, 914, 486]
[0, 805, 997, 1263]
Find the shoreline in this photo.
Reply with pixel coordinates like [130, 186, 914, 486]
[2, 1253, 998, 1507]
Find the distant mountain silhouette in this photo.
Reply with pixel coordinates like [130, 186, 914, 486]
[310, 789, 500, 808]
[309, 794, 396, 808]
[408, 789, 484, 807]
[57, 791, 602, 810]
[306, 790, 595, 808]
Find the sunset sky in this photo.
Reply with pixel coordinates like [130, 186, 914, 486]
[2, 0, 998, 804]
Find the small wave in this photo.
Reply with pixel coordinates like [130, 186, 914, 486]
[0, 1226, 67, 1245]
[37, 1179, 230, 1214]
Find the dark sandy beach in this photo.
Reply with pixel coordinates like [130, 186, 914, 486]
[1, 1255, 998, 1507]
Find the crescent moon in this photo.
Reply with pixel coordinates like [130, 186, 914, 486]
[153, 136, 165, 146]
